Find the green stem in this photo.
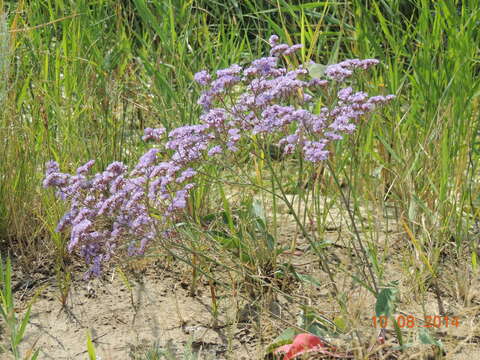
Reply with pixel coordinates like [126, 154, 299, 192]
[326, 160, 379, 295]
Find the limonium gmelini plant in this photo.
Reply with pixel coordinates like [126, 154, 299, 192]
[43, 35, 394, 278]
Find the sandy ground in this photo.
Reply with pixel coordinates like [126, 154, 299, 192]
[5, 196, 480, 359]
[14, 264, 263, 359]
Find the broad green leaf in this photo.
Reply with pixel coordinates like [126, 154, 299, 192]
[375, 285, 398, 318]
[265, 327, 298, 354]
[419, 328, 443, 349]
[266, 233, 276, 252]
[251, 200, 266, 221]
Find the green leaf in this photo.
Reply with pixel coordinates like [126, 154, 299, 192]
[472, 251, 478, 272]
[299, 306, 337, 337]
[419, 328, 443, 349]
[375, 284, 398, 318]
[308, 239, 334, 251]
[14, 304, 32, 347]
[132, 0, 162, 35]
[86, 331, 97, 360]
[392, 317, 404, 348]
[266, 233, 276, 252]
[5, 256, 13, 313]
[207, 230, 240, 250]
[333, 316, 348, 333]
[116, 267, 132, 292]
[375, 134, 404, 164]
[265, 327, 298, 354]
[0, 255, 13, 323]
[306, 321, 330, 338]
[218, 185, 235, 233]
[251, 200, 266, 221]
[29, 349, 40, 360]
[296, 273, 322, 288]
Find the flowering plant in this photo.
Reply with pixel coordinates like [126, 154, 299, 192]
[43, 35, 394, 278]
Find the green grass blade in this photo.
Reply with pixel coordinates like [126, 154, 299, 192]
[86, 331, 97, 360]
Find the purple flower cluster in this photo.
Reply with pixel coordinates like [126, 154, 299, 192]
[43, 141, 196, 277]
[142, 127, 166, 142]
[194, 35, 394, 163]
[44, 35, 394, 277]
[325, 59, 380, 82]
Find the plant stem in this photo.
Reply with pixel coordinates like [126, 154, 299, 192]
[326, 160, 379, 295]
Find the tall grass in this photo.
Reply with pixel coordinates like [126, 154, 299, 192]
[0, 0, 252, 264]
[349, 0, 480, 300]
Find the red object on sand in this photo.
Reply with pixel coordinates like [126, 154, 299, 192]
[274, 333, 325, 360]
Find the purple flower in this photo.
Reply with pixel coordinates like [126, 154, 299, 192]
[170, 189, 188, 211]
[325, 59, 380, 82]
[194, 70, 211, 86]
[106, 161, 127, 175]
[284, 44, 303, 55]
[253, 105, 295, 134]
[142, 127, 166, 142]
[197, 91, 213, 111]
[308, 78, 328, 88]
[56, 212, 73, 232]
[201, 108, 228, 128]
[176, 168, 197, 183]
[132, 214, 151, 229]
[243, 57, 279, 77]
[208, 145, 223, 156]
[270, 44, 290, 56]
[325, 64, 353, 81]
[42, 172, 68, 188]
[358, 58, 380, 69]
[76, 160, 95, 175]
[166, 124, 212, 164]
[302, 94, 313, 103]
[303, 140, 329, 162]
[269, 35, 279, 46]
[45, 161, 59, 176]
[368, 95, 395, 104]
[337, 87, 353, 101]
[135, 149, 160, 170]
[184, 183, 195, 191]
[69, 219, 92, 251]
[216, 64, 242, 77]
[210, 75, 241, 95]
[226, 128, 241, 151]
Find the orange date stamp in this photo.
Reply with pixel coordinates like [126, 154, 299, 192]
[372, 315, 460, 329]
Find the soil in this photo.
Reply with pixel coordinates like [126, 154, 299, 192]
[5, 196, 480, 359]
